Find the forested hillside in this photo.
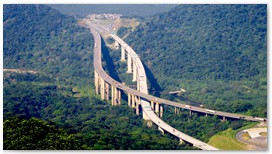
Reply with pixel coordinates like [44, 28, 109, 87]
[125, 5, 266, 81]
[4, 117, 89, 150]
[4, 4, 94, 86]
[3, 4, 196, 150]
[121, 5, 267, 116]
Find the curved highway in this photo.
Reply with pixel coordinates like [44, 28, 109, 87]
[88, 22, 267, 150]
[89, 23, 267, 123]
[90, 26, 219, 150]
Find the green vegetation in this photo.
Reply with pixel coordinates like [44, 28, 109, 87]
[208, 123, 256, 150]
[160, 105, 255, 143]
[208, 128, 247, 150]
[4, 4, 94, 87]
[3, 4, 196, 150]
[3, 4, 267, 150]
[122, 4, 267, 117]
[177, 79, 267, 117]
[4, 117, 89, 150]
[3, 72, 195, 150]
[126, 5, 266, 81]
[117, 26, 132, 38]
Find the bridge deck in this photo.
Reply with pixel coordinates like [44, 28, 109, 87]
[90, 26, 219, 150]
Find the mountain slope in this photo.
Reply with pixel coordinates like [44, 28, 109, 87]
[120, 4, 267, 116]
[3, 4, 94, 85]
[3, 5, 198, 150]
[125, 5, 267, 82]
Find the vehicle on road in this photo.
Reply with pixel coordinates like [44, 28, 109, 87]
[206, 109, 216, 113]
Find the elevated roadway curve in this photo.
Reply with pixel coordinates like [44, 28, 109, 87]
[89, 23, 266, 123]
[90, 26, 219, 150]
[89, 23, 266, 150]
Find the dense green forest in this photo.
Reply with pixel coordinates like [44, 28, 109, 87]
[4, 117, 89, 150]
[3, 4, 264, 150]
[3, 4, 94, 87]
[48, 4, 178, 17]
[3, 4, 196, 150]
[3, 72, 196, 150]
[120, 4, 267, 117]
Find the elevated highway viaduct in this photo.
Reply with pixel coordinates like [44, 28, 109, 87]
[90, 23, 267, 123]
[89, 24, 266, 150]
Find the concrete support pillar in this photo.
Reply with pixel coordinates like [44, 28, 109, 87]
[100, 78, 105, 100]
[118, 89, 121, 105]
[105, 83, 109, 100]
[94, 71, 99, 95]
[121, 46, 125, 62]
[132, 62, 137, 82]
[146, 120, 153, 128]
[189, 110, 192, 117]
[128, 93, 131, 107]
[205, 113, 208, 117]
[158, 126, 164, 135]
[179, 139, 184, 145]
[132, 94, 135, 108]
[160, 105, 163, 118]
[114, 88, 120, 105]
[143, 111, 150, 121]
[151, 101, 154, 110]
[111, 85, 115, 106]
[127, 54, 132, 73]
[137, 81, 140, 91]
[155, 102, 159, 116]
[222, 116, 226, 121]
[136, 99, 139, 115]
[115, 41, 119, 49]
[175, 107, 180, 114]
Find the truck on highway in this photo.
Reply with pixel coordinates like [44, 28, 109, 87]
[206, 109, 216, 113]
[253, 117, 266, 122]
[185, 105, 192, 109]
